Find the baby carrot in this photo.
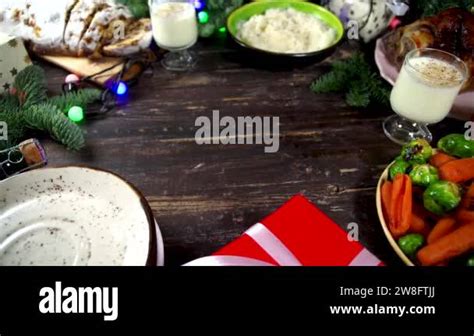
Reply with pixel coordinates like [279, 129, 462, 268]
[417, 224, 474, 266]
[429, 152, 457, 168]
[456, 184, 474, 224]
[410, 213, 430, 237]
[460, 183, 474, 210]
[400, 176, 413, 232]
[390, 174, 404, 234]
[381, 181, 393, 222]
[389, 174, 412, 237]
[439, 158, 474, 183]
[427, 217, 457, 244]
[456, 210, 474, 223]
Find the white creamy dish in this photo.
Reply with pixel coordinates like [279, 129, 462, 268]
[237, 8, 336, 54]
[390, 56, 466, 124]
[150, 2, 198, 50]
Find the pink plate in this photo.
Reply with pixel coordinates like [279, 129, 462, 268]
[375, 38, 474, 121]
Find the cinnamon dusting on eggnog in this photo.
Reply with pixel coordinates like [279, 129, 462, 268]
[408, 57, 464, 87]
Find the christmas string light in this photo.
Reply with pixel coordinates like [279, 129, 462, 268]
[62, 73, 81, 93]
[198, 11, 209, 24]
[194, 0, 204, 11]
[65, 74, 80, 84]
[67, 106, 85, 123]
[115, 81, 128, 96]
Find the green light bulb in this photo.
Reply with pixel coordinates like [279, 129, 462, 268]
[198, 11, 209, 24]
[68, 106, 84, 123]
[218, 27, 226, 33]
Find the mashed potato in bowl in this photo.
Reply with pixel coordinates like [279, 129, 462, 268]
[237, 8, 337, 54]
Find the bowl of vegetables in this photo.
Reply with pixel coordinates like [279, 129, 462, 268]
[376, 134, 474, 266]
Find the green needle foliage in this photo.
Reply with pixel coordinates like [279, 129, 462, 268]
[199, 0, 244, 37]
[22, 103, 86, 151]
[115, 0, 245, 37]
[49, 89, 102, 113]
[116, 0, 150, 18]
[414, 0, 474, 16]
[310, 52, 391, 108]
[0, 65, 101, 151]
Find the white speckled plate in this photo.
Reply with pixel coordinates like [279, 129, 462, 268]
[0, 167, 163, 266]
[375, 38, 474, 121]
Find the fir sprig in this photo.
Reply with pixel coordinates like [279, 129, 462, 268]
[22, 103, 85, 151]
[13, 65, 47, 109]
[49, 89, 102, 113]
[0, 111, 25, 150]
[414, 0, 474, 17]
[116, 0, 149, 18]
[0, 65, 101, 151]
[310, 53, 390, 108]
[199, 0, 244, 37]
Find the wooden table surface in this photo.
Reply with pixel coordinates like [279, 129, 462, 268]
[39, 40, 465, 266]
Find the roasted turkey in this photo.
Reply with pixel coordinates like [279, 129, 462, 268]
[0, 0, 152, 58]
[383, 8, 474, 88]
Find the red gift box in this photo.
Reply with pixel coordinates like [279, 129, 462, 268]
[185, 195, 383, 266]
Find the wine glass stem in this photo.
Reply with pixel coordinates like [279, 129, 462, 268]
[161, 48, 197, 71]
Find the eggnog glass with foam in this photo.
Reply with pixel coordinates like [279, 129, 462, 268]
[149, 0, 198, 71]
[384, 48, 468, 145]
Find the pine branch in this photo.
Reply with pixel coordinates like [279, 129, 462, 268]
[0, 111, 25, 150]
[22, 103, 85, 151]
[346, 83, 371, 108]
[0, 93, 20, 112]
[13, 65, 48, 109]
[415, 0, 474, 16]
[115, 0, 149, 18]
[49, 88, 101, 113]
[310, 70, 348, 93]
[199, 0, 244, 37]
[310, 52, 391, 108]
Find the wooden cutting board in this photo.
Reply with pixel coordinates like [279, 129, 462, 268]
[40, 55, 124, 86]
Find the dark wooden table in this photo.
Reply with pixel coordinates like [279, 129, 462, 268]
[39, 40, 465, 266]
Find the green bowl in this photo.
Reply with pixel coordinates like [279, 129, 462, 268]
[227, 1, 344, 59]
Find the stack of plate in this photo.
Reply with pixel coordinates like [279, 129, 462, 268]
[0, 167, 164, 266]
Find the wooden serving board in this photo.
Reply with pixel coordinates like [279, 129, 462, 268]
[40, 55, 124, 86]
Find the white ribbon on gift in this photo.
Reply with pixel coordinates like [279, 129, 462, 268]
[183, 223, 382, 267]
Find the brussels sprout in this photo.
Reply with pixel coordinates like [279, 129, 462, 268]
[467, 256, 474, 267]
[398, 234, 425, 258]
[423, 181, 461, 215]
[401, 139, 433, 164]
[389, 157, 411, 180]
[438, 134, 474, 158]
[409, 164, 439, 187]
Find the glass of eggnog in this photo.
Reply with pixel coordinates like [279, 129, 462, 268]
[384, 48, 468, 144]
[149, 0, 198, 71]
